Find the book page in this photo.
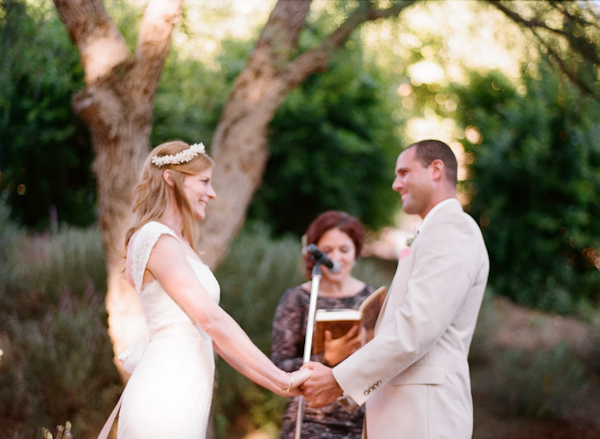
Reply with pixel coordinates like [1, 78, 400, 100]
[360, 286, 386, 343]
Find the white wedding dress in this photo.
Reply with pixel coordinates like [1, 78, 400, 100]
[101, 221, 220, 439]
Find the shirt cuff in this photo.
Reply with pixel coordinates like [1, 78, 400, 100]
[336, 392, 359, 412]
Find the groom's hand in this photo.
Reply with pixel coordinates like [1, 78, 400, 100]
[300, 361, 343, 408]
[286, 368, 312, 396]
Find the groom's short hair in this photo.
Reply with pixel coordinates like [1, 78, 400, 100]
[408, 139, 458, 186]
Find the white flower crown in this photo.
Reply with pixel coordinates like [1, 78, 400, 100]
[151, 143, 206, 168]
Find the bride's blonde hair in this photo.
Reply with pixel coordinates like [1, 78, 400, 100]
[126, 140, 215, 253]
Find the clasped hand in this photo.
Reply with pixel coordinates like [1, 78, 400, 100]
[283, 368, 312, 396]
[291, 327, 361, 407]
[292, 361, 343, 408]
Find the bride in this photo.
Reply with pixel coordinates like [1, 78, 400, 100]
[99, 140, 310, 439]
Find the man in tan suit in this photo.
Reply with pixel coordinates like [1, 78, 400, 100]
[301, 139, 489, 439]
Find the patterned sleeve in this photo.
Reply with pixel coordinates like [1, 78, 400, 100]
[271, 287, 325, 372]
[129, 221, 178, 293]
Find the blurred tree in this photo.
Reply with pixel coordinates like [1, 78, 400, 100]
[453, 64, 600, 313]
[48, 0, 414, 378]
[0, 0, 95, 229]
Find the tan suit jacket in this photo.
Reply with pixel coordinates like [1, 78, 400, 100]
[333, 200, 489, 439]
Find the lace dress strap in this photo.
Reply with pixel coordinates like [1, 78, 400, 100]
[129, 221, 179, 294]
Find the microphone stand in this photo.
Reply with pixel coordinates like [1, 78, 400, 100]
[294, 262, 323, 439]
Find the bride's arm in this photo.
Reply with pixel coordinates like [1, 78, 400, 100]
[213, 343, 305, 396]
[146, 235, 309, 394]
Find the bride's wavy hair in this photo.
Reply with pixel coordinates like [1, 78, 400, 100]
[126, 140, 215, 253]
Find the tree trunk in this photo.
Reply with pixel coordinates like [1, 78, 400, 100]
[53, 0, 182, 380]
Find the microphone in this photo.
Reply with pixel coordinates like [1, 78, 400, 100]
[306, 244, 340, 273]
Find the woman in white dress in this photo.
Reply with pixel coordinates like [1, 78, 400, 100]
[99, 140, 310, 439]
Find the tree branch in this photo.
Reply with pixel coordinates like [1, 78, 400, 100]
[53, 0, 130, 83]
[486, 0, 568, 38]
[323, 0, 415, 51]
[249, 0, 312, 72]
[132, 0, 183, 100]
[487, 0, 600, 99]
[550, 0, 600, 30]
[285, 0, 416, 87]
[530, 28, 598, 98]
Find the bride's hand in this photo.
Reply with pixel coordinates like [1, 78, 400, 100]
[282, 368, 312, 396]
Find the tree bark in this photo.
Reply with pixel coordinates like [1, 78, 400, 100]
[53, 0, 182, 380]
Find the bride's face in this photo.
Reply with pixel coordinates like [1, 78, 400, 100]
[182, 168, 216, 221]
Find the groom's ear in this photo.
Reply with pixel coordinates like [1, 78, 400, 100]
[429, 159, 445, 181]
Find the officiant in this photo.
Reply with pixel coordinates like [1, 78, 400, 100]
[271, 210, 378, 439]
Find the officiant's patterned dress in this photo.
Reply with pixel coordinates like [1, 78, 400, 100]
[271, 284, 377, 439]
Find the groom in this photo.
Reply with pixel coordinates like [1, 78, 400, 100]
[301, 140, 490, 439]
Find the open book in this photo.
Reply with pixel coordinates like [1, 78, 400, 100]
[312, 286, 387, 355]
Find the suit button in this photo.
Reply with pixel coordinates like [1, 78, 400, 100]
[364, 389, 370, 396]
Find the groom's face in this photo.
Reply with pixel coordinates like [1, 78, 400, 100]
[393, 147, 434, 218]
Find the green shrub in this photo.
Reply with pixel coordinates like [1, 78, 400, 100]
[493, 343, 590, 420]
[0, 202, 119, 439]
[213, 224, 304, 433]
[452, 63, 600, 314]
[0, 291, 121, 438]
[0, 224, 106, 320]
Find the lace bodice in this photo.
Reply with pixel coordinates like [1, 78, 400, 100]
[127, 221, 220, 338]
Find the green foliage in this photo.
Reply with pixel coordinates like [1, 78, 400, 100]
[249, 46, 402, 236]
[151, 50, 228, 148]
[452, 63, 600, 313]
[0, 200, 120, 439]
[0, 0, 96, 230]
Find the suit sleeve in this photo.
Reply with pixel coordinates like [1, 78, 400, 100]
[332, 215, 484, 405]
